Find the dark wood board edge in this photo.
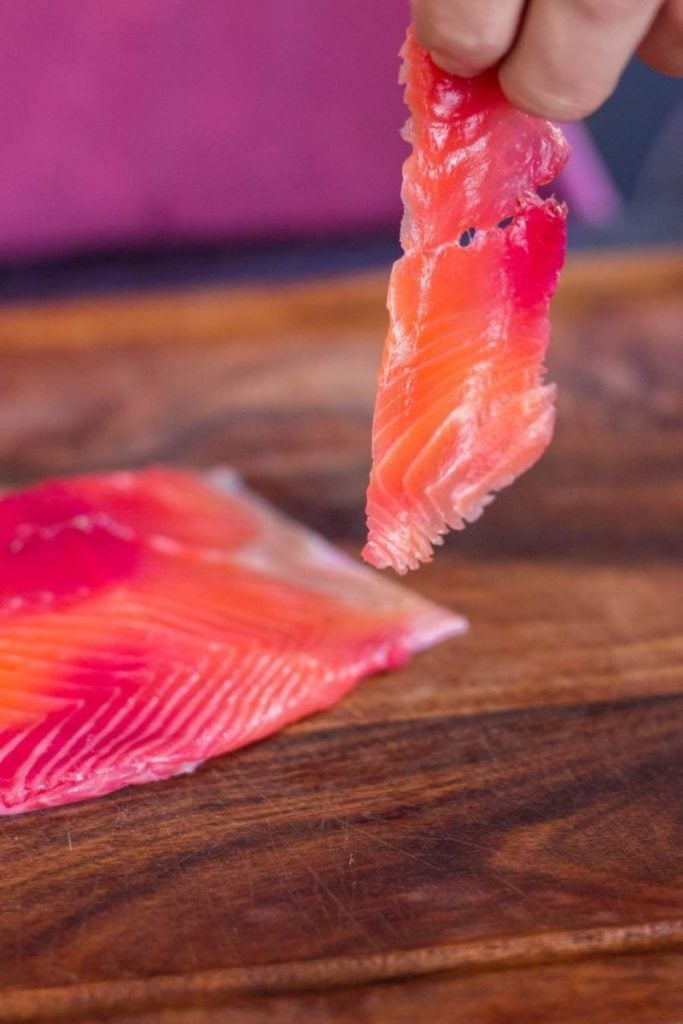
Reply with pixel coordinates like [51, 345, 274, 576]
[95, 952, 683, 1024]
[3, 920, 683, 1021]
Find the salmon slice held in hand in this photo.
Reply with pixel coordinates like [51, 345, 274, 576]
[0, 468, 464, 816]
[364, 27, 570, 574]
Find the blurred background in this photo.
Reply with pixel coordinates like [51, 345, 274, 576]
[0, 0, 680, 304]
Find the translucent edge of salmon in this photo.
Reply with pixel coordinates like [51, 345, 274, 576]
[207, 468, 469, 646]
[363, 390, 557, 575]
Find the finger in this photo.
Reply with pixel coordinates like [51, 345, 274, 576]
[499, 0, 662, 120]
[638, 0, 683, 76]
[412, 0, 526, 78]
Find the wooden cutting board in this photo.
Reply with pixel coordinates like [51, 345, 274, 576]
[0, 251, 681, 1023]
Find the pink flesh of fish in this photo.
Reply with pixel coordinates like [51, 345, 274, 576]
[0, 467, 465, 815]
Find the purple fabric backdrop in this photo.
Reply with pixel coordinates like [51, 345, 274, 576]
[0, 1, 623, 262]
[0, 1, 407, 259]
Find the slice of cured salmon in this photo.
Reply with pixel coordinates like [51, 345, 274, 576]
[364, 28, 569, 574]
[0, 468, 464, 815]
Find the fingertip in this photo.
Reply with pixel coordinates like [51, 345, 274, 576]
[637, 5, 683, 78]
[498, 64, 603, 121]
[412, 0, 522, 79]
[638, 48, 683, 76]
[495, 0, 663, 122]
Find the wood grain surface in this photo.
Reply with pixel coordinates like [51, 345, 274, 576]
[0, 249, 681, 1023]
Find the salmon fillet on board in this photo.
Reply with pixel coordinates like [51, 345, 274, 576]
[0, 468, 464, 815]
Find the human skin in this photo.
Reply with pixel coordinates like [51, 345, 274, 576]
[412, 0, 683, 119]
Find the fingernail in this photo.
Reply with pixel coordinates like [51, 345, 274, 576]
[429, 48, 483, 79]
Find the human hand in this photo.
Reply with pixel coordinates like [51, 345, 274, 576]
[412, 0, 683, 120]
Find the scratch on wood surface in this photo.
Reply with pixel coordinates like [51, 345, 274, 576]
[240, 850, 256, 907]
[296, 850, 380, 946]
[316, 785, 335, 831]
